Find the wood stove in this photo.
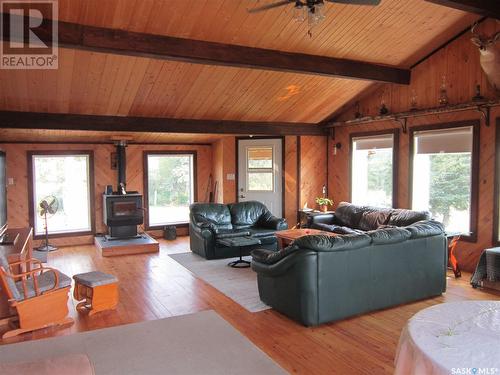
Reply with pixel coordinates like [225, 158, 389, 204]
[102, 142, 144, 240]
[103, 193, 143, 239]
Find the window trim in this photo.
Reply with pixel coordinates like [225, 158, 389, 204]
[409, 120, 480, 243]
[492, 118, 500, 246]
[27, 150, 95, 240]
[349, 129, 399, 208]
[143, 150, 198, 230]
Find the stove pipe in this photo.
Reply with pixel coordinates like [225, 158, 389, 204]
[116, 141, 127, 190]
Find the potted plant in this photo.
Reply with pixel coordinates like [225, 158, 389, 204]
[315, 197, 334, 212]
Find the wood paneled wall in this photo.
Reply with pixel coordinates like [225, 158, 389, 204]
[300, 136, 329, 210]
[284, 136, 299, 227]
[212, 139, 224, 203]
[330, 19, 500, 272]
[0, 143, 212, 246]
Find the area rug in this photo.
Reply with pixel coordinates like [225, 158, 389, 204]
[169, 252, 270, 313]
[0, 310, 285, 375]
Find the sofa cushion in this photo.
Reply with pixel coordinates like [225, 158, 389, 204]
[248, 228, 277, 238]
[215, 230, 251, 239]
[15, 270, 72, 300]
[313, 222, 365, 235]
[368, 227, 411, 245]
[387, 208, 431, 227]
[294, 233, 372, 252]
[358, 209, 392, 231]
[190, 203, 233, 231]
[405, 220, 445, 239]
[334, 202, 365, 228]
[229, 201, 268, 229]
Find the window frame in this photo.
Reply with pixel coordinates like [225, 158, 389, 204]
[492, 118, 500, 246]
[143, 150, 198, 230]
[27, 150, 95, 240]
[349, 129, 399, 208]
[409, 120, 480, 242]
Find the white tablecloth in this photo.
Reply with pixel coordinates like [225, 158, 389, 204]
[395, 301, 500, 375]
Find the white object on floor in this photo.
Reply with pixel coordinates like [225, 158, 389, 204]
[394, 301, 500, 375]
[0, 310, 285, 375]
[169, 252, 270, 313]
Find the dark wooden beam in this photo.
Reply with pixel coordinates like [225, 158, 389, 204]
[0, 111, 326, 136]
[425, 0, 500, 19]
[1, 13, 410, 85]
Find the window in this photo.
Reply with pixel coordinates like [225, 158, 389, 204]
[411, 123, 478, 237]
[247, 147, 274, 191]
[145, 152, 196, 227]
[29, 152, 93, 237]
[351, 132, 396, 208]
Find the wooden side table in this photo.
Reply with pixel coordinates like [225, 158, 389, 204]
[275, 228, 336, 250]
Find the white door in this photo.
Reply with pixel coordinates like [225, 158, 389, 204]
[238, 138, 282, 217]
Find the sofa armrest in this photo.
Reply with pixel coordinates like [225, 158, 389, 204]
[261, 216, 288, 230]
[309, 213, 337, 226]
[190, 220, 214, 239]
[251, 249, 316, 277]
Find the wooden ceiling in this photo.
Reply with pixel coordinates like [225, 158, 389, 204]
[57, 0, 479, 66]
[0, 0, 481, 138]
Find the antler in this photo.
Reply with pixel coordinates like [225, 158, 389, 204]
[471, 22, 479, 36]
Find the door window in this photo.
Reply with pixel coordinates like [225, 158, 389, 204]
[247, 147, 274, 191]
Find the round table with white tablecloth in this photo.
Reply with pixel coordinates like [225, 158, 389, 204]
[394, 301, 500, 375]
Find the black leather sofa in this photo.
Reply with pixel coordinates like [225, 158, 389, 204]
[309, 201, 432, 233]
[189, 201, 288, 259]
[251, 203, 446, 326]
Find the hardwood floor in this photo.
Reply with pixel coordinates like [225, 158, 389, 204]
[1, 236, 499, 374]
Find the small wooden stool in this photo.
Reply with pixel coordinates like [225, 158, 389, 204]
[73, 271, 119, 316]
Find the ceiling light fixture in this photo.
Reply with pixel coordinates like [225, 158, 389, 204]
[292, 1, 325, 29]
[248, 0, 380, 37]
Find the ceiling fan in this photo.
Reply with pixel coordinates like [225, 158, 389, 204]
[248, 0, 381, 32]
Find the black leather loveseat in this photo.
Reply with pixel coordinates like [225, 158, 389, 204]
[189, 201, 287, 259]
[251, 203, 447, 326]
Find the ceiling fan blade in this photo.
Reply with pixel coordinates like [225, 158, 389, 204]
[326, 0, 381, 5]
[247, 0, 293, 14]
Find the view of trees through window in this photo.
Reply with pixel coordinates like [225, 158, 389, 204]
[413, 153, 471, 232]
[147, 154, 194, 226]
[32, 154, 91, 236]
[352, 136, 394, 208]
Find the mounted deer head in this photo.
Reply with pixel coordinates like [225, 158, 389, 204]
[471, 23, 500, 93]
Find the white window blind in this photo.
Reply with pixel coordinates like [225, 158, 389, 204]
[414, 126, 472, 154]
[353, 134, 393, 150]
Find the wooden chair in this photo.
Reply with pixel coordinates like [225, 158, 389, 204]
[0, 254, 73, 339]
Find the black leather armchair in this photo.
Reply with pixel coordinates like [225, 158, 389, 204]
[189, 201, 287, 259]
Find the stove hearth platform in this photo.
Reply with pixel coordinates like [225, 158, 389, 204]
[95, 233, 159, 257]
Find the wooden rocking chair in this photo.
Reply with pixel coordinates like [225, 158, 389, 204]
[0, 254, 73, 339]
